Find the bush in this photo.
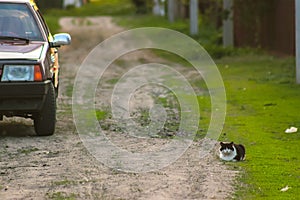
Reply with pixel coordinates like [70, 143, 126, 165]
[131, 0, 152, 14]
[203, 45, 235, 59]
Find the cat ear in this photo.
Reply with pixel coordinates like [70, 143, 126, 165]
[230, 141, 234, 145]
[220, 142, 224, 145]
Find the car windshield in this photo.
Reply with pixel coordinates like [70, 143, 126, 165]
[0, 3, 44, 41]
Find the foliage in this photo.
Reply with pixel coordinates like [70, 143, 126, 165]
[198, 0, 223, 28]
[115, 14, 259, 59]
[43, 15, 61, 34]
[131, 0, 153, 14]
[43, 0, 135, 33]
[43, 0, 135, 18]
[37, 0, 62, 11]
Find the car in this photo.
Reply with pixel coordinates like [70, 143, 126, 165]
[0, 0, 71, 136]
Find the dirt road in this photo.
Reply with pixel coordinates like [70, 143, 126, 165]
[0, 17, 238, 199]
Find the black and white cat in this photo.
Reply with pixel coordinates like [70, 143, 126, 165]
[219, 142, 245, 161]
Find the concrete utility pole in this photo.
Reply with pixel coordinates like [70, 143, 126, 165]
[296, 0, 300, 83]
[190, 0, 198, 35]
[223, 0, 234, 47]
[168, 0, 175, 22]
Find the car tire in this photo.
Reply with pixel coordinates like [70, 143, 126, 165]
[34, 83, 56, 136]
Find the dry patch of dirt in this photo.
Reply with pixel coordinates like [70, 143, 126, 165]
[0, 17, 239, 199]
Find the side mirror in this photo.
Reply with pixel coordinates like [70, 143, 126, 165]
[50, 33, 71, 47]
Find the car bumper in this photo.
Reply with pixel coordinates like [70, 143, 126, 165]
[0, 80, 51, 113]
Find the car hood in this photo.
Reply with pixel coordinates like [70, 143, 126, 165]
[0, 42, 47, 60]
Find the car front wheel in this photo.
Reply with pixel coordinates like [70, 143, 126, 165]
[34, 83, 56, 136]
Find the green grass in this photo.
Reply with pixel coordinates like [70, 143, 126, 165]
[217, 55, 300, 199]
[52, 179, 76, 186]
[17, 147, 39, 155]
[95, 109, 109, 121]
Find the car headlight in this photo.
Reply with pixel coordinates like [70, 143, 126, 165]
[1, 65, 43, 82]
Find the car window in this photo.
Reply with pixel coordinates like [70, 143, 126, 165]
[35, 9, 51, 40]
[0, 3, 44, 41]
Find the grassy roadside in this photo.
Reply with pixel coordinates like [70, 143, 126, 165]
[218, 56, 300, 199]
[44, 1, 300, 199]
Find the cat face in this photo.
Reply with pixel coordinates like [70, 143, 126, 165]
[219, 142, 235, 155]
